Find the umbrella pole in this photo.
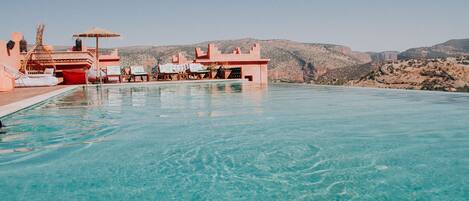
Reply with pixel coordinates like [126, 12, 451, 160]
[96, 37, 102, 86]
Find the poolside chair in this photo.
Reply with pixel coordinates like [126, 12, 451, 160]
[105, 66, 122, 83]
[158, 64, 179, 81]
[187, 64, 209, 80]
[2, 64, 59, 87]
[130, 66, 150, 82]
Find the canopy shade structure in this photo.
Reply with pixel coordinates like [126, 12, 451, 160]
[73, 27, 121, 84]
[73, 27, 120, 38]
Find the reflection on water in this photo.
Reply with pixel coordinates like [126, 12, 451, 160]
[0, 82, 267, 158]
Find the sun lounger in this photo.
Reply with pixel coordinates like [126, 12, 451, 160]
[187, 64, 209, 79]
[158, 64, 181, 80]
[130, 66, 150, 82]
[2, 64, 59, 87]
[105, 66, 122, 83]
[16, 76, 59, 87]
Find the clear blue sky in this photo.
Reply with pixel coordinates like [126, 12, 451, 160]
[0, 0, 468, 52]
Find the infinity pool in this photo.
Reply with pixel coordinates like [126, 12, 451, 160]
[1, 82, 469, 200]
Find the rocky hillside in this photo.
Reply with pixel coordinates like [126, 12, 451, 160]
[316, 62, 380, 85]
[369, 51, 399, 62]
[350, 57, 469, 92]
[399, 39, 469, 59]
[118, 38, 372, 83]
[117, 38, 469, 92]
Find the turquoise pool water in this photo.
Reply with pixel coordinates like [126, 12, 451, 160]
[1, 82, 469, 200]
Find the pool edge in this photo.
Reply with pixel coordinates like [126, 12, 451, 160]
[0, 86, 79, 118]
[84, 79, 248, 87]
[0, 79, 248, 118]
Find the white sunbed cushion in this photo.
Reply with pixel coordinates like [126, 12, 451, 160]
[173, 65, 184, 73]
[15, 76, 59, 87]
[159, 64, 169, 73]
[189, 64, 208, 73]
[131, 66, 146, 75]
[159, 64, 177, 73]
[106, 66, 121, 76]
[159, 64, 195, 73]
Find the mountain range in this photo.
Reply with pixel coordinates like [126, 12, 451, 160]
[398, 39, 469, 59]
[117, 38, 374, 83]
[115, 38, 469, 89]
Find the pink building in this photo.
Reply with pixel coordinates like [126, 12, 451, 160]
[21, 45, 120, 78]
[0, 33, 22, 70]
[0, 33, 23, 91]
[173, 43, 269, 84]
[0, 31, 120, 86]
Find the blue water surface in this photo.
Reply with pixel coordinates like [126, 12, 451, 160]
[1, 82, 469, 200]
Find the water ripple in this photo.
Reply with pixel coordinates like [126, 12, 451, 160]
[1, 83, 469, 200]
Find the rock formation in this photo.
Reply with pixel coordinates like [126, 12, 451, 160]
[350, 57, 469, 92]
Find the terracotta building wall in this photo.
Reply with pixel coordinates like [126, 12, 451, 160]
[218, 63, 268, 84]
[198, 43, 262, 61]
[0, 32, 22, 69]
[190, 43, 269, 84]
[98, 49, 121, 69]
[240, 64, 268, 84]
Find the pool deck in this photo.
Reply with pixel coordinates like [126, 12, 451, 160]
[0, 86, 79, 118]
[0, 79, 246, 118]
[0, 86, 70, 106]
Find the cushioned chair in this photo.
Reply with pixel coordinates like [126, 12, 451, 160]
[130, 66, 150, 82]
[158, 64, 179, 81]
[105, 66, 122, 83]
[188, 64, 209, 80]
